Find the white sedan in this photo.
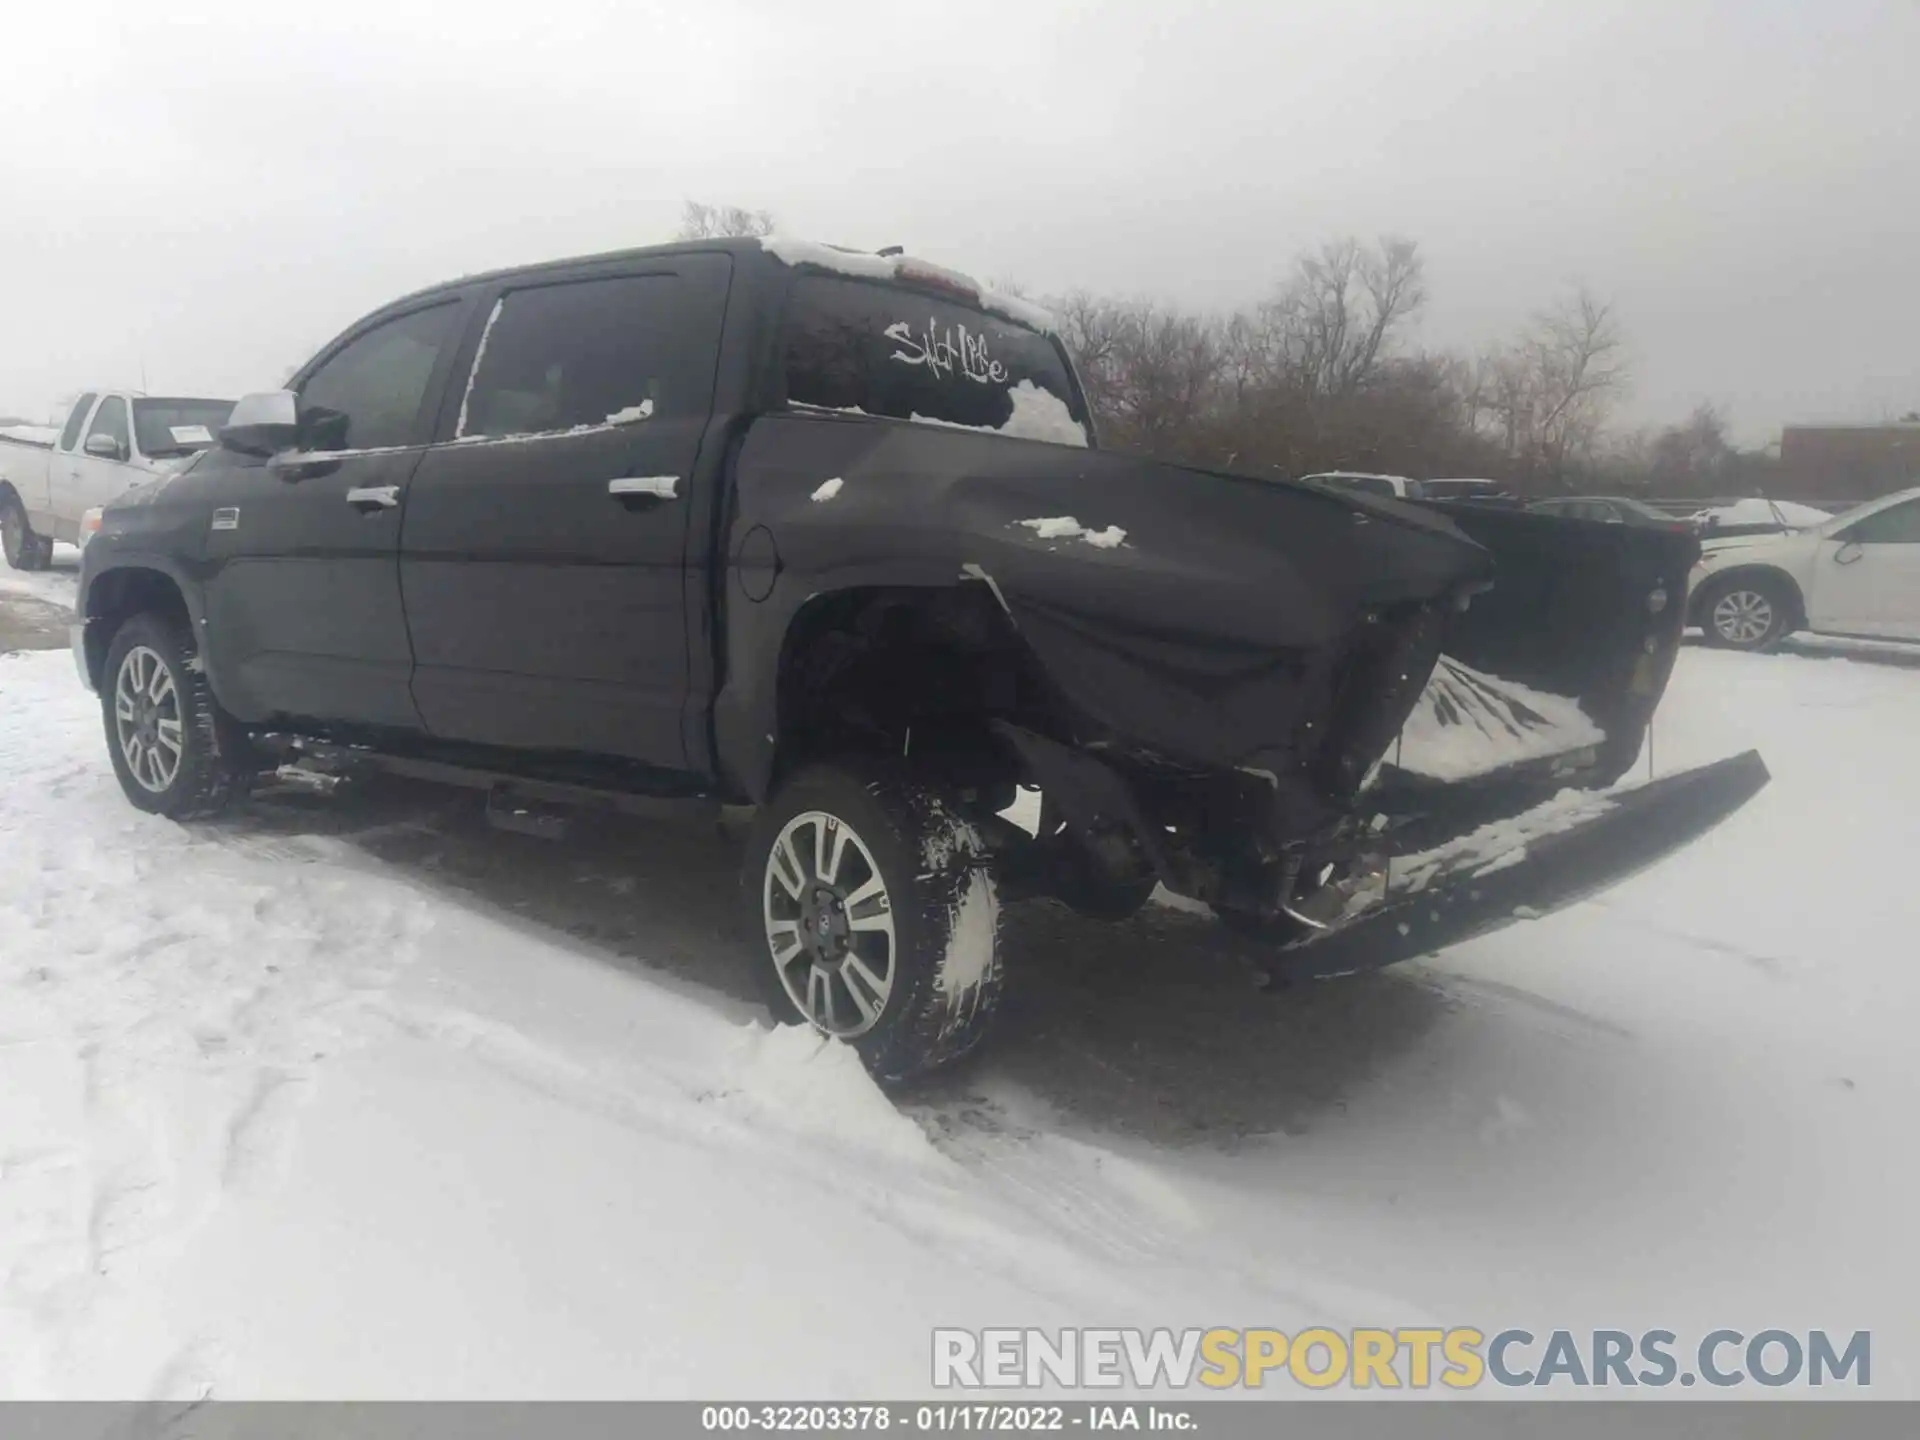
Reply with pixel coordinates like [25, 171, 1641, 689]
[1688, 485, 1920, 648]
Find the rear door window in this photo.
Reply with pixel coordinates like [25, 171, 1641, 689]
[782, 275, 1089, 447]
[454, 274, 698, 440]
[58, 394, 98, 452]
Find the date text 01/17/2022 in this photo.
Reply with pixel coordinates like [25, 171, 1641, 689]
[699, 1404, 1198, 1432]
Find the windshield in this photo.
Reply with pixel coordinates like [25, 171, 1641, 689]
[132, 398, 235, 457]
[782, 275, 1089, 447]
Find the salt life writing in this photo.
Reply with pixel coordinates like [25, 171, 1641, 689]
[886, 319, 1008, 385]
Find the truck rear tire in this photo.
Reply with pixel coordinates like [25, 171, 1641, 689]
[101, 612, 254, 821]
[2, 492, 53, 572]
[745, 759, 1005, 1085]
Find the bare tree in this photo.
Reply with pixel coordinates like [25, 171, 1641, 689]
[1052, 292, 1225, 461]
[1264, 236, 1428, 397]
[1473, 286, 1627, 486]
[676, 199, 776, 240]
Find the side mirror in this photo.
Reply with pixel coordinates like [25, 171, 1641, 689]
[1834, 541, 1865, 567]
[219, 390, 301, 457]
[84, 433, 126, 461]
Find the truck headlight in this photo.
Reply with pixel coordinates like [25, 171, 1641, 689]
[77, 508, 104, 550]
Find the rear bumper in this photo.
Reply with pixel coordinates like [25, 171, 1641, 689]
[70, 622, 94, 692]
[1262, 748, 1770, 983]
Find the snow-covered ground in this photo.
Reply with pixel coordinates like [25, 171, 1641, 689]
[0, 546, 81, 609]
[1, 640, 1916, 1398]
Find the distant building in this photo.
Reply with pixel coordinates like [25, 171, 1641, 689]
[1779, 421, 1920, 504]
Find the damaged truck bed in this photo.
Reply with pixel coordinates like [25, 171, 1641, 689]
[75, 235, 1768, 1080]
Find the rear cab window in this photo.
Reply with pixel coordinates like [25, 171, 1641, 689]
[781, 273, 1090, 448]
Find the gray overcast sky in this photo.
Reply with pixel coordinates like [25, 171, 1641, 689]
[3, 0, 1914, 444]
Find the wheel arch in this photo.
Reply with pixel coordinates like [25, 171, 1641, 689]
[714, 578, 1040, 805]
[80, 559, 206, 692]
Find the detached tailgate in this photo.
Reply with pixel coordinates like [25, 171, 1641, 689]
[1385, 504, 1698, 794]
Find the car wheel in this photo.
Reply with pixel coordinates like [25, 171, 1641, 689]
[102, 612, 254, 820]
[1700, 575, 1792, 650]
[746, 759, 1005, 1085]
[2, 492, 52, 572]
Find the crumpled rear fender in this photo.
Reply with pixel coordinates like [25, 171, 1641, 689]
[711, 413, 1492, 803]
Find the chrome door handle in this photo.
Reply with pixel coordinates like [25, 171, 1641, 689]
[346, 485, 400, 510]
[608, 476, 680, 500]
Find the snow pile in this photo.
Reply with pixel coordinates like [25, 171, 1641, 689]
[810, 477, 844, 503]
[712, 1023, 938, 1168]
[1016, 516, 1127, 549]
[902, 382, 1088, 449]
[1394, 656, 1606, 781]
[1, 423, 58, 447]
[976, 380, 1089, 449]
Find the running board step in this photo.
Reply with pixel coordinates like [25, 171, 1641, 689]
[1265, 748, 1770, 984]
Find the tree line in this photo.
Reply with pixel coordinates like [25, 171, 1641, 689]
[679, 200, 1778, 499]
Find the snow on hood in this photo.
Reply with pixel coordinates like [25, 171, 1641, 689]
[760, 236, 1058, 337]
[1016, 516, 1127, 549]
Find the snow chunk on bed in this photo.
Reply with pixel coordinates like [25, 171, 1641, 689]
[1016, 516, 1127, 549]
[810, 477, 844, 503]
[1395, 656, 1606, 781]
[604, 399, 654, 425]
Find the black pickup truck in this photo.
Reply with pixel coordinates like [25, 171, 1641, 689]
[73, 237, 1768, 1081]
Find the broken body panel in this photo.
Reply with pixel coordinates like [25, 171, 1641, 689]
[720, 406, 1761, 956]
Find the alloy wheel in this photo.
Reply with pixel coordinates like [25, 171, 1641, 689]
[1712, 589, 1774, 646]
[762, 810, 897, 1037]
[114, 645, 185, 793]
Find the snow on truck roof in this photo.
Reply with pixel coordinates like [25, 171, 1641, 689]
[757, 237, 1057, 335]
[383, 236, 1057, 336]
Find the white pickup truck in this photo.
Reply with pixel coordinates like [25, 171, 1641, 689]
[1, 390, 233, 570]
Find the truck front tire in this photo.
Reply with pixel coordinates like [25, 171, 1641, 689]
[745, 759, 1006, 1085]
[1, 492, 53, 571]
[102, 612, 254, 820]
